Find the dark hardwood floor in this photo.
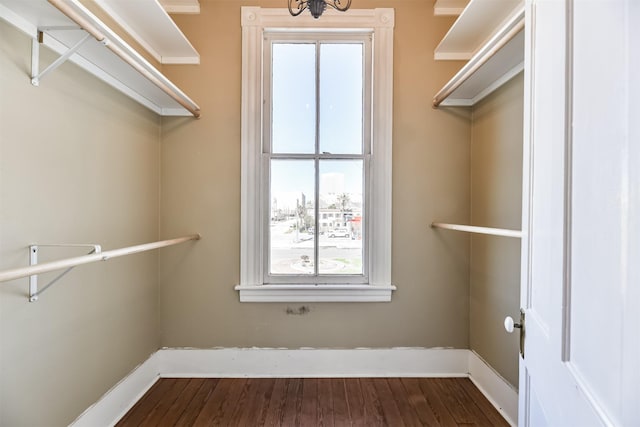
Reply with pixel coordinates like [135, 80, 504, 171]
[116, 377, 509, 426]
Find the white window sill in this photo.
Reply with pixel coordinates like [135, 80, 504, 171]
[234, 284, 397, 302]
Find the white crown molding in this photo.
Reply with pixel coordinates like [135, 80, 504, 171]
[433, 0, 469, 16]
[159, 0, 200, 14]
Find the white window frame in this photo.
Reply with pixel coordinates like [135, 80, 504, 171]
[236, 7, 395, 302]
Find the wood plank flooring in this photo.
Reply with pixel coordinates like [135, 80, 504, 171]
[116, 378, 509, 426]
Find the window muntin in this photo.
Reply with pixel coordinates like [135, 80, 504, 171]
[265, 34, 370, 284]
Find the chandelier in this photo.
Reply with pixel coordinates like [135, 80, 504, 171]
[288, 0, 352, 19]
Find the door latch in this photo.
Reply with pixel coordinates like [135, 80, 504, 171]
[504, 308, 525, 358]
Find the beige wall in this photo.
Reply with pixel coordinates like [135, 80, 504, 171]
[469, 74, 524, 387]
[1, 0, 522, 422]
[159, 0, 473, 348]
[0, 22, 161, 426]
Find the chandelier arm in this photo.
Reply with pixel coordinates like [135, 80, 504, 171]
[288, 0, 308, 16]
[326, 0, 352, 12]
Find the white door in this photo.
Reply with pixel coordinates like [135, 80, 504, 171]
[519, 0, 639, 426]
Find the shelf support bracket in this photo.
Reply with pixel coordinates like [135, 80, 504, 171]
[31, 31, 92, 86]
[29, 243, 101, 302]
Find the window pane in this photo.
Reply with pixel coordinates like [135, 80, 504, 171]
[272, 43, 316, 154]
[319, 160, 363, 275]
[270, 160, 315, 275]
[319, 44, 363, 155]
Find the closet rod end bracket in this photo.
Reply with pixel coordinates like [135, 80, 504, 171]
[28, 245, 39, 302]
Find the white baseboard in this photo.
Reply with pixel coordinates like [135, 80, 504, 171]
[71, 348, 518, 426]
[156, 347, 469, 378]
[468, 350, 519, 426]
[70, 352, 160, 427]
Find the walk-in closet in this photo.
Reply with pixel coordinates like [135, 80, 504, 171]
[1, 0, 637, 426]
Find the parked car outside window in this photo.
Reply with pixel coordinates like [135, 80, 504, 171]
[328, 228, 350, 238]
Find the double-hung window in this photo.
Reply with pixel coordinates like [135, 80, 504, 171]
[266, 33, 370, 284]
[237, 7, 395, 302]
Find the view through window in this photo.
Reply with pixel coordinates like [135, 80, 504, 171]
[267, 39, 368, 280]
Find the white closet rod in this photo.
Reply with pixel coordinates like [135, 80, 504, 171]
[432, 9, 525, 108]
[431, 222, 522, 238]
[47, 0, 201, 118]
[0, 234, 200, 284]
